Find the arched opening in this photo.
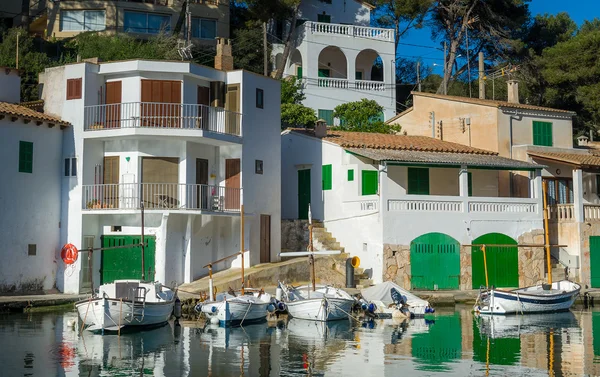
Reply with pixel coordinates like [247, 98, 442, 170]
[317, 46, 347, 80]
[471, 233, 518, 289]
[289, 50, 302, 78]
[355, 49, 383, 81]
[410, 232, 460, 290]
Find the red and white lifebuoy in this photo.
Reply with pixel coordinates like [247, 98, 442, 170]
[61, 243, 78, 265]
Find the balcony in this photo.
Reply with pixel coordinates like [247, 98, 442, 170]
[313, 77, 385, 91]
[84, 102, 242, 137]
[305, 21, 394, 42]
[82, 183, 241, 213]
[549, 204, 600, 222]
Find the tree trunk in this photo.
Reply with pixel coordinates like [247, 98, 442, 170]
[274, 3, 301, 80]
[173, 0, 188, 37]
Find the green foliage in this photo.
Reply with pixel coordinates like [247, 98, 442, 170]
[372, 0, 432, 49]
[333, 99, 400, 134]
[231, 22, 269, 73]
[281, 103, 317, 129]
[281, 76, 305, 104]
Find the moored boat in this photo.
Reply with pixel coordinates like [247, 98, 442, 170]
[278, 283, 355, 321]
[196, 290, 274, 326]
[360, 281, 434, 318]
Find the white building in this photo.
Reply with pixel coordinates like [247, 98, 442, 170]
[0, 67, 70, 293]
[272, 0, 397, 122]
[40, 48, 281, 294]
[282, 126, 546, 290]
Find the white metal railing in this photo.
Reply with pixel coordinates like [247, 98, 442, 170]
[388, 196, 540, 215]
[306, 21, 395, 42]
[585, 204, 600, 221]
[548, 204, 575, 221]
[354, 80, 386, 91]
[84, 102, 242, 136]
[317, 77, 348, 88]
[82, 183, 241, 212]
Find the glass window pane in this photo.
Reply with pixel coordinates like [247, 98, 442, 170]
[191, 18, 200, 38]
[61, 10, 84, 31]
[84, 11, 105, 31]
[71, 158, 77, 177]
[64, 158, 70, 177]
[558, 180, 568, 204]
[148, 14, 170, 34]
[124, 11, 147, 33]
[200, 19, 216, 39]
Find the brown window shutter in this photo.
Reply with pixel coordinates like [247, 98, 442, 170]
[66, 78, 82, 100]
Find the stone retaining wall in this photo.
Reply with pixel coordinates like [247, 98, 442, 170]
[281, 220, 309, 252]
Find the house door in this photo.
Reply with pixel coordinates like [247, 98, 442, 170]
[260, 214, 271, 263]
[225, 84, 240, 134]
[141, 157, 179, 209]
[101, 235, 156, 284]
[103, 156, 119, 208]
[198, 86, 210, 130]
[141, 80, 182, 128]
[105, 81, 122, 128]
[471, 233, 519, 289]
[196, 158, 209, 210]
[410, 233, 460, 290]
[591, 236, 600, 288]
[298, 169, 311, 220]
[225, 158, 241, 210]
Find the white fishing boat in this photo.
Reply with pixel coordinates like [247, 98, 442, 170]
[278, 283, 355, 321]
[477, 311, 579, 339]
[76, 280, 176, 332]
[278, 205, 356, 322]
[73, 203, 176, 332]
[474, 280, 581, 315]
[196, 289, 274, 326]
[360, 281, 434, 318]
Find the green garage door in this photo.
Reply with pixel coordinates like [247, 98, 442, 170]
[472, 233, 518, 289]
[101, 235, 156, 284]
[411, 233, 460, 290]
[591, 236, 600, 288]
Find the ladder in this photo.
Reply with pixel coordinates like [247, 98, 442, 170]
[131, 286, 147, 322]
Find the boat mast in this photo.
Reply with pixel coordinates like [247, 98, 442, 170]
[141, 200, 145, 281]
[309, 204, 316, 292]
[241, 203, 245, 295]
[542, 181, 552, 285]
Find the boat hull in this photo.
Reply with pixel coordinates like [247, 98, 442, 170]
[76, 297, 174, 331]
[202, 300, 270, 326]
[286, 297, 354, 321]
[475, 280, 581, 315]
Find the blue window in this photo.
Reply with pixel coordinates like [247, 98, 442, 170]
[191, 18, 217, 39]
[124, 11, 170, 34]
[60, 10, 106, 31]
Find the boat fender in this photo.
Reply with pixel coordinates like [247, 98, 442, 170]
[267, 303, 276, 313]
[173, 297, 182, 319]
[367, 303, 376, 313]
[275, 287, 283, 301]
[194, 303, 203, 313]
[277, 301, 287, 312]
[200, 305, 218, 314]
[210, 317, 219, 325]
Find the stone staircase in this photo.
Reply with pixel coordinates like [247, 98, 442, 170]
[546, 256, 568, 281]
[312, 221, 373, 288]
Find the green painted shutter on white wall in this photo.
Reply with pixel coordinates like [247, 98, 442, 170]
[361, 170, 378, 195]
[318, 109, 334, 125]
[19, 141, 33, 173]
[408, 167, 429, 195]
[348, 169, 354, 181]
[533, 121, 553, 146]
[322, 165, 332, 190]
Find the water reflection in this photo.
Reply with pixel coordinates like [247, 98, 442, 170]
[4, 307, 600, 376]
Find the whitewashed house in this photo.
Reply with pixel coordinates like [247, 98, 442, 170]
[0, 68, 70, 293]
[272, 0, 396, 122]
[40, 45, 281, 294]
[282, 126, 546, 290]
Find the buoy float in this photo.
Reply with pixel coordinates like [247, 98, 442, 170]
[61, 244, 78, 265]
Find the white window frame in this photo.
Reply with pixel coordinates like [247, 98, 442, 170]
[60, 10, 106, 32]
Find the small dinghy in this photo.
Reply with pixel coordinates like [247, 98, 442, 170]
[195, 289, 274, 326]
[360, 281, 434, 318]
[278, 283, 355, 322]
[474, 280, 581, 315]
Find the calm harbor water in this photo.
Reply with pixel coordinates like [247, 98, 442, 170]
[1, 306, 600, 376]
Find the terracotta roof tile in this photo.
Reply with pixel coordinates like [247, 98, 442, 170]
[288, 129, 496, 155]
[0, 102, 69, 128]
[528, 151, 600, 167]
[409, 92, 575, 115]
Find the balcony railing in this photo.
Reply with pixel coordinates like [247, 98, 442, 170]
[354, 80, 385, 91]
[548, 204, 575, 221]
[84, 102, 242, 137]
[82, 183, 241, 212]
[388, 196, 539, 215]
[317, 77, 349, 88]
[306, 21, 394, 42]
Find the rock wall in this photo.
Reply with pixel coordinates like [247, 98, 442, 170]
[383, 244, 411, 289]
[517, 229, 546, 287]
[281, 220, 309, 253]
[459, 246, 472, 290]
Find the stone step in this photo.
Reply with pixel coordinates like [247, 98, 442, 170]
[358, 279, 373, 286]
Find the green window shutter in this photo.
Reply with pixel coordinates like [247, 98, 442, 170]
[297, 66, 302, 79]
[355, 71, 363, 80]
[318, 69, 330, 78]
[533, 121, 553, 146]
[348, 169, 354, 181]
[361, 170, 378, 195]
[19, 141, 33, 173]
[322, 164, 332, 190]
[318, 109, 333, 126]
[408, 167, 429, 195]
[317, 14, 331, 23]
[468, 172, 473, 196]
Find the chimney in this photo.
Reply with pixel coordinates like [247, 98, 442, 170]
[507, 80, 519, 104]
[578, 135, 590, 147]
[315, 119, 327, 138]
[214, 38, 234, 71]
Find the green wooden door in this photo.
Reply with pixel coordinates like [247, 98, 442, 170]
[593, 312, 600, 356]
[591, 236, 600, 288]
[472, 233, 519, 289]
[101, 235, 156, 284]
[411, 233, 460, 290]
[412, 313, 462, 371]
[298, 169, 311, 220]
